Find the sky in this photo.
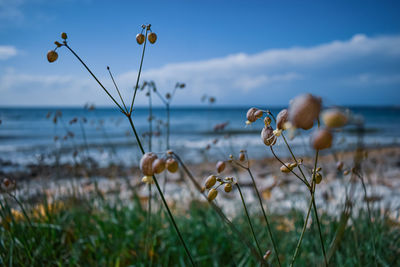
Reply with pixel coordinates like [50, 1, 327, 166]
[0, 0, 399, 107]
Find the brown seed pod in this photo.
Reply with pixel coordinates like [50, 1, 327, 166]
[61, 32, 67, 39]
[140, 152, 158, 176]
[289, 94, 322, 130]
[254, 109, 263, 119]
[54, 41, 62, 47]
[216, 161, 226, 173]
[152, 158, 166, 174]
[289, 162, 298, 168]
[261, 126, 276, 146]
[276, 109, 289, 130]
[208, 188, 218, 201]
[148, 32, 157, 44]
[322, 109, 348, 128]
[315, 172, 322, 184]
[224, 183, 233, 193]
[239, 152, 246, 162]
[280, 163, 292, 173]
[205, 175, 217, 189]
[47, 50, 58, 63]
[246, 107, 258, 122]
[311, 128, 333, 150]
[1, 178, 16, 192]
[336, 161, 344, 171]
[166, 158, 179, 173]
[136, 33, 145, 45]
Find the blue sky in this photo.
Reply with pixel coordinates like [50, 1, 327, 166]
[1, 0, 399, 107]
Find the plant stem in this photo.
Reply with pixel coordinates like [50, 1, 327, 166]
[247, 168, 282, 266]
[236, 183, 263, 258]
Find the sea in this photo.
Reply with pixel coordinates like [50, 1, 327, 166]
[0, 106, 399, 167]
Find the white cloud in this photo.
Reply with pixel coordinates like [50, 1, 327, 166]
[1, 34, 400, 106]
[0, 45, 17, 60]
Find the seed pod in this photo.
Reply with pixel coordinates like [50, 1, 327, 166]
[136, 33, 145, 45]
[166, 158, 179, 173]
[140, 152, 158, 176]
[311, 128, 333, 150]
[216, 161, 226, 173]
[239, 152, 246, 162]
[289, 94, 322, 130]
[314, 172, 322, 184]
[343, 170, 349, 175]
[142, 175, 154, 184]
[148, 32, 157, 44]
[61, 32, 67, 39]
[54, 41, 62, 47]
[280, 163, 292, 173]
[208, 188, 218, 201]
[254, 109, 263, 119]
[152, 158, 166, 174]
[47, 50, 58, 63]
[200, 186, 205, 193]
[1, 178, 16, 192]
[336, 161, 344, 171]
[246, 107, 258, 123]
[224, 183, 233, 193]
[322, 109, 348, 128]
[276, 109, 289, 130]
[261, 126, 276, 146]
[289, 162, 298, 168]
[205, 175, 217, 189]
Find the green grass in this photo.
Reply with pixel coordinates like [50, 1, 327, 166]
[0, 192, 399, 266]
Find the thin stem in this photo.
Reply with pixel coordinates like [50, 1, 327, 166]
[247, 168, 282, 266]
[236, 183, 263, 258]
[281, 133, 309, 183]
[107, 66, 128, 113]
[64, 44, 125, 113]
[8, 193, 32, 228]
[166, 103, 170, 149]
[129, 28, 149, 115]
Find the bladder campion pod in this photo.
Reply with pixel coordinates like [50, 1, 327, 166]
[261, 126, 276, 146]
[166, 158, 179, 173]
[289, 94, 321, 130]
[224, 183, 232, 193]
[216, 161, 226, 173]
[136, 33, 145, 45]
[239, 151, 246, 162]
[276, 109, 289, 130]
[280, 163, 292, 173]
[311, 128, 333, 150]
[205, 175, 217, 189]
[148, 32, 157, 44]
[254, 109, 263, 119]
[322, 109, 348, 128]
[61, 32, 67, 39]
[208, 188, 218, 201]
[152, 158, 166, 174]
[140, 152, 158, 176]
[47, 50, 58, 63]
[315, 172, 322, 184]
[246, 107, 258, 123]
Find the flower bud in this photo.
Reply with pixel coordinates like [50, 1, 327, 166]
[142, 175, 154, 184]
[224, 183, 233, 193]
[289, 94, 322, 130]
[311, 128, 333, 150]
[246, 107, 258, 123]
[166, 158, 179, 173]
[208, 188, 218, 201]
[280, 163, 292, 173]
[239, 152, 246, 162]
[261, 126, 276, 146]
[315, 172, 322, 184]
[152, 158, 166, 174]
[148, 32, 157, 44]
[200, 186, 205, 193]
[336, 161, 344, 171]
[205, 175, 217, 189]
[216, 161, 226, 173]
[322, 109, 348, 128]
[140, 152, 158, 176]
[54, 41, 62, 47]
[47, 50, 58, 63]
[136, 33, 145, 45]
[1, 178, 16, 192]
[289, 162, 298, 168]
[61, 32, 67, 39]
[276, 109, 288, 130]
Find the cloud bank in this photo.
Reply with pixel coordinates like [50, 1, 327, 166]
[1, 34, 400, 106]
[0, 45, 17, 60]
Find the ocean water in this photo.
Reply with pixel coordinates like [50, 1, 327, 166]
[0, 106, 399, 167]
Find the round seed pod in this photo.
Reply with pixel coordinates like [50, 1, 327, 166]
[152, 158, 166, 174]
[148, 32, 157, 44]
[280, 163, 292, 173]
[311, 128, 333, 150]
[136, 33, 145, 45]
[61, 32, 67, 39]
[216, 161, 226, 173]
[315, 172, 322, 184]
[322, 109, 348, 128]
[261, 126, 276, 146]
[1, 178, 16, 192]
[140, 152, 158, 176]
[289, 94, 321, 130]
[208, 188, 218, 201]
[166, 158, 179, 173]
[246, 107, 258, 122]
[205, 175, 217, 189]
[47, 50, 58, 63]
[239, 152, 246, 162]
[289, 162, 298, 168]
[224, 183, 232, 193]
[54, 41, 62, 47]
[254, 109, 263, 119]
[276, 109, 289, 130]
